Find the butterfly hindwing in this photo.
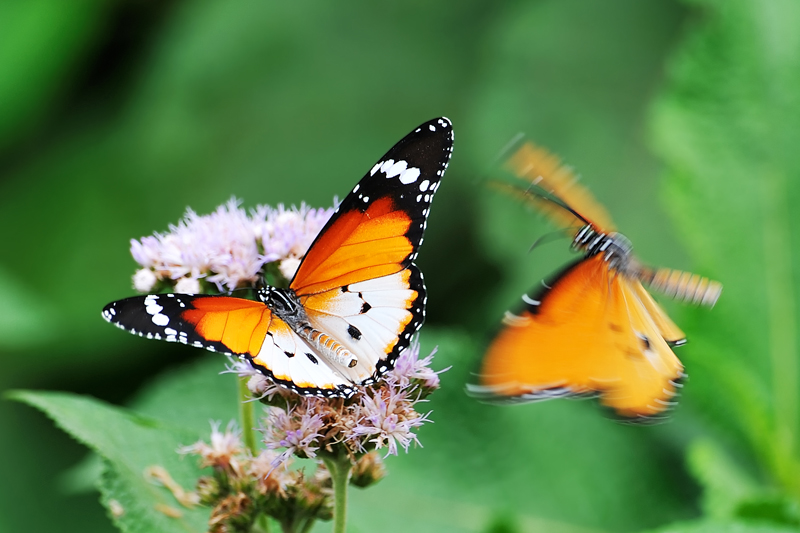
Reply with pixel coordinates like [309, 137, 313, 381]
[248, 318, 355, 397]
[300, 266, 425, 383]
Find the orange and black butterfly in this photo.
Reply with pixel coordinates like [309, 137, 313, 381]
[102, 117, 454, 397]
[470, 142, 721, 419]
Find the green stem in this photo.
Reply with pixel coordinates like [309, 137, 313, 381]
[322, 454, 352, 533]
[238, 376, 258, 456]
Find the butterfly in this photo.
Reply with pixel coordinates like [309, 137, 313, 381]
[102, 117, 454, 398]
[470, 141, 721, 419]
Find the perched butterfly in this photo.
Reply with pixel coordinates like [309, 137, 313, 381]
[103, 117, 454, 397]
[470, 142, 721, 419]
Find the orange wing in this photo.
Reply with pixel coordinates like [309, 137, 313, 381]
[475, 255, 684, 419]
[503, 141, 616, 233]
[289, 117, 454, 380]
[102, 293, 355, 395]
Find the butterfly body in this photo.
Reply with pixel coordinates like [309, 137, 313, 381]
[473, 141, 720, 420]
[103, 117, 453, 397]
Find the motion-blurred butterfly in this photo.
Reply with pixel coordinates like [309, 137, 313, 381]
[470, 142, 721, 419]
[103, 117, 453, 397]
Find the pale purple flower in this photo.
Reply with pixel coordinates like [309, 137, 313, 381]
[390, 344, 446, 389]
[132, 268, 158, 292]
[253, 203, 335, 264]
[174, 276, 201, 294]
[179, 421, 245, 472]
[249, 449, 294, 497]
[129, 198, 336, 292]
[349, 387, 431, 456]
[262, 407, 325, 462]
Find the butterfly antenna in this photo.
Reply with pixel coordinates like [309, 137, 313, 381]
[492, 132, 527, 166]
[528, 228, 573, 253]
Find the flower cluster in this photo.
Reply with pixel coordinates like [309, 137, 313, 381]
[130, 198, 335, 293]
[188, 342, 444, 532]
[130, 197, 447, 532]
[258, 342, 442, 463]
[180, 423, 337, 533]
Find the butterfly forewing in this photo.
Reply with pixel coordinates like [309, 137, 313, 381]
[505, 142, 616, 233]
[291, 117, 453, 295]
[290, 117, 453, 379]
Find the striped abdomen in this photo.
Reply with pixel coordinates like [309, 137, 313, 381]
[299, 325, 358, 368]
[643, 268, 722, 307]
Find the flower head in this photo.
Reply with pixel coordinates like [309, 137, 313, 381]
[258, 341, 444, 461]
[129, 198, 336, 292]
[179, 421, 246, 474]
[263, 406, 326, 461]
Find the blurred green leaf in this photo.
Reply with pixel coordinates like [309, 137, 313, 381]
[687, 438, 760, 519]
[0, 0, 110, 150]
[643, 520, 800, 533]
[650, 0, 800, 498]
[0, 265, 59, 350]
[7, 390, 209, 533]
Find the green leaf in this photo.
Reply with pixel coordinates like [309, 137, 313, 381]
[0, 0, 109, 150]
[8, 390, 209, 533]
[642, 519, 799, 533]
[130, 355, 240, 432]
[687, 438, 760, 519]
[650, 0, 800, 495]
[0, 265, 59, 351]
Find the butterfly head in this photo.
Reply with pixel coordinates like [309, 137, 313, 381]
[261, 287, 307, 324]
[573, 225, 636, 273]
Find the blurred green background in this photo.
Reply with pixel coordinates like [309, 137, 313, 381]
[2, 0, 799, 531]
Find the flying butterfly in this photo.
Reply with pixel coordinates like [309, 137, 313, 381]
[103, 117, 454, 397]
[470, 142, 721, 419]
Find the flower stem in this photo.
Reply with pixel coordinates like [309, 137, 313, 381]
[322, 454, 352, 533]
[238, 376, 258, 456]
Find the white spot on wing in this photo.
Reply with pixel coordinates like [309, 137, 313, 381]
[386, 160, 408, 178]
[399, 167, 420, 184]
[380, 159, 395, 173]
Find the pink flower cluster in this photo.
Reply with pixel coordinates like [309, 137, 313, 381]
[252, 341, 444, 464]
[129, 198, 335, 293]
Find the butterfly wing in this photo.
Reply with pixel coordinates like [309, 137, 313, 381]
[102, 117, 453, 396]
[503, 141, 616, 233]
[102, 294, 354, 395]
[290, 117, 454, 382]
[474, 255, 684, 419]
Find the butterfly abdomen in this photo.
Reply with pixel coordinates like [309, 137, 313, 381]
[299, 325, 358, 368]
[644, 268, 722, 307]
